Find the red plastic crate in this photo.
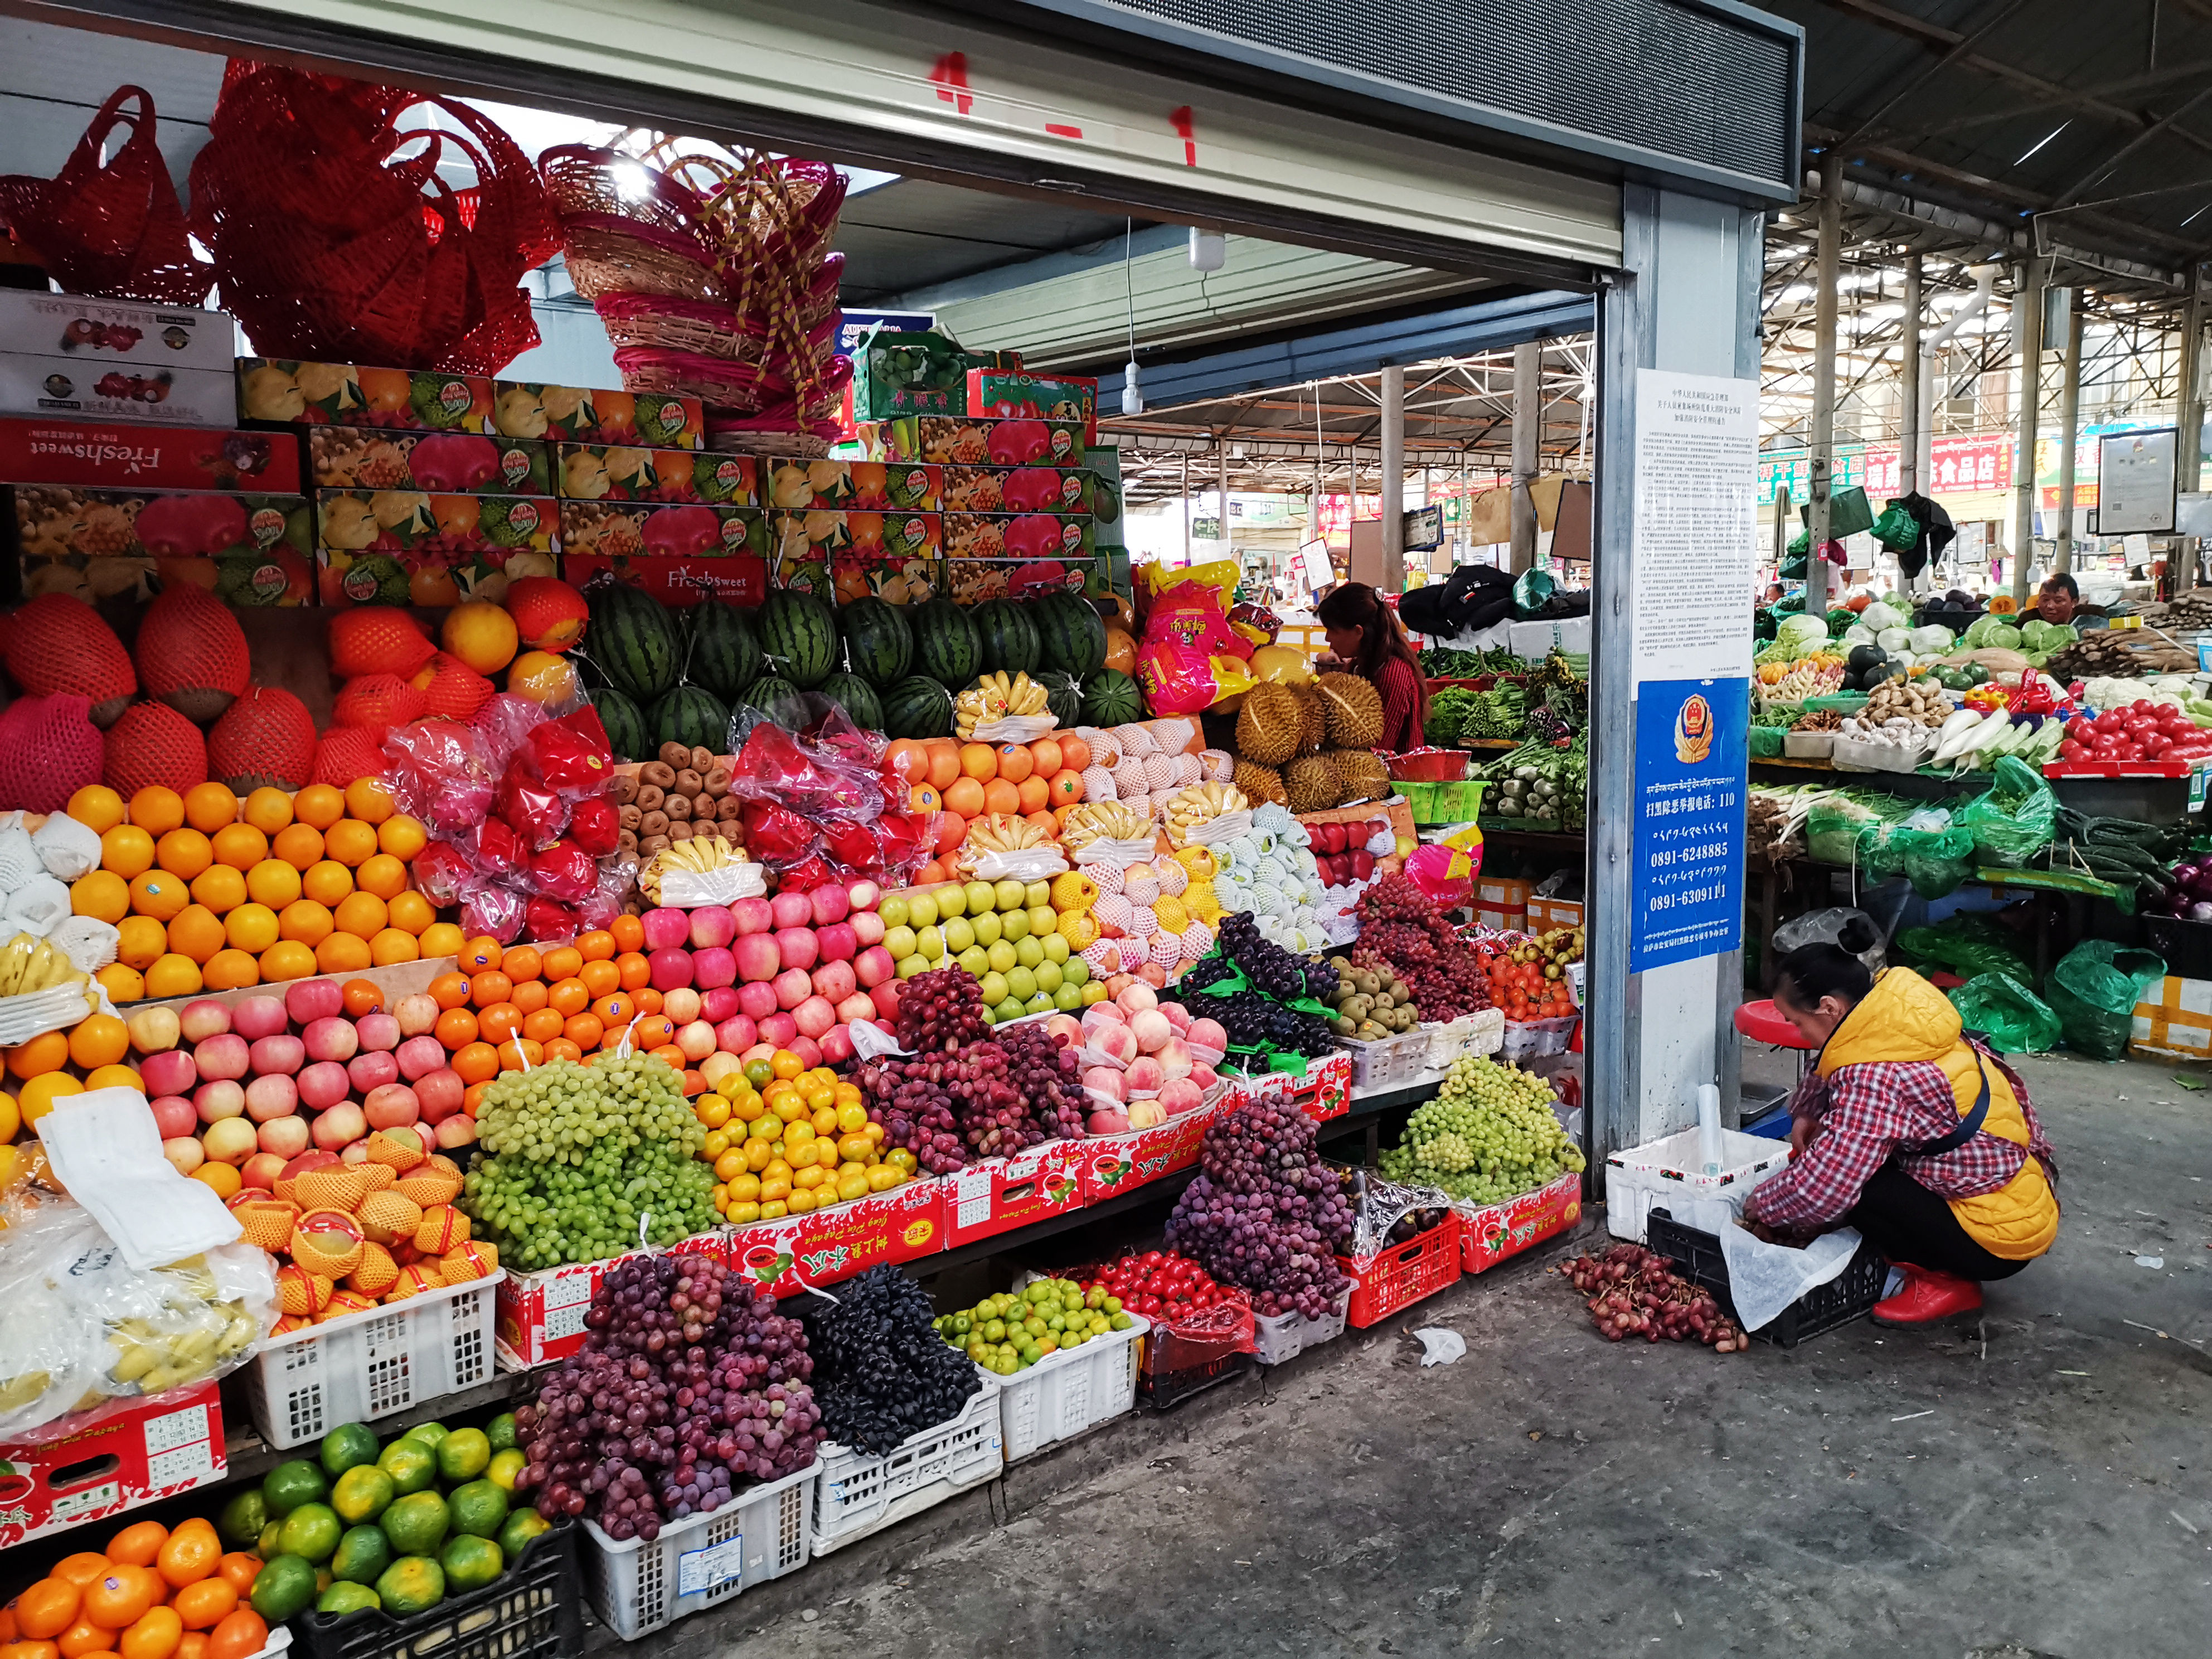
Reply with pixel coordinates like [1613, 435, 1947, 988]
[1336, 1212, 1463, 1327]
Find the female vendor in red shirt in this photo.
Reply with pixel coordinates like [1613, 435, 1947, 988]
[1317, 583, 1429, 752]
[1743, 918, 2059, 1327]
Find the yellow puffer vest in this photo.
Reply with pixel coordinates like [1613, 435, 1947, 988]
[1817, 966, 2058, 1260]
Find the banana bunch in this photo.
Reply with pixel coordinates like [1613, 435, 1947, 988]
[1165, 782, 1249, 846]
[105, 1297, 259, 1393]
[955, 670, 1049, 739]
[0, 932, 92, 1000]
[1061, 800, 1156, 851]
[953, 812, 1053, 876]
[639, 836, 748, 904]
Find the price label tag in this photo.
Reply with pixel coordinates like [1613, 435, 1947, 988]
[676, 1534, 744, 1595]
[954, 1165, 994, 1226]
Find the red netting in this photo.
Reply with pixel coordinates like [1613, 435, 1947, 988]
[136, 583, 250, 725]
[0, 695, 104, 812]
[415, 653, 494, 722]
[0, 86, 212, 305]
[6, 594, 136, 725]
[333, 673, 430, 732]
[208, 685, 317, 792]
[328, 609, 436, 679]
[186, 61, 559, 372]
[104, 700, 210, 798]
[311, 726, 387, 788]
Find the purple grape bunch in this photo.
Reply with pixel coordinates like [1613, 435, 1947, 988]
[513, 1253, 821, 1541]
[801, 1265, 982, 1455]
[860, 1021, 1086, 1170]
[894, 966, 988, 1052]
[1165, 1100, 1356, 1320]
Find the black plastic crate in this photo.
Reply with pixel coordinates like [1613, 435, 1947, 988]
[294, 1520, 583, 1659]
[2142, 914, 2211, 982]
[1646, 1208, 1888, 1348]
[1138, 1351, 1255, 1410]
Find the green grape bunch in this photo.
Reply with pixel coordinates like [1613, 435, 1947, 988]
[460, 1054, 720, 1271]
[1378, 1056, 1587, 1207]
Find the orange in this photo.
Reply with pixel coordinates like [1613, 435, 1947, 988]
[291, 785, 345, 831]
[7, 1643, 64, 1659]
[575, 930, 614, 963]
[188, 864, 246, 914]
[270, 824, 323, 870]
[633, 987, 662, 1017]
[368, 929, 419, 966]
[332, 891, 387, 939]
[66, 785, 125, 835]
[96, 964, 145, 1003]
[181, 784, 237, 835]
[418, 923, 463, 959]
[15, 1584, 79, 1642]
[200, 950, 258, 992]
[81, 1568, 157, 1630]
[578, 959, 619, 998]
[211, 1559, 259, 1599]
[547, 978, 589, 1017]
[478, 1003, 522, 1044]
[7, 1030, 67, 1080]
[608, 916, 646, 954]
[118, 1609, 180, 1659]
[882, 739, 928, 784]
[590, 992, 633, 1029]
[521, 1007, 564, 1044]
[434, 1008, 479, 1050]
[105, 1522, 167, 1566]
[616, 953, 651, 992]
[276, 899, 333, 947]
[982, 778, 1020, 816]
[143, 956, 202, 1000]
[630, 1014, 673, 1050]
[542, 1037, 583, 1065]
[154, 1522, 218, 1592]
[129, 871, 189, 923]
[647, 1044, 683, 1070]
[1015, 775, 1049, 814]
[496, 1038, 544, 1072]
[208, 823, 266, 872]
[343, 777, 395, 826]
[241, 788, 293, 836]
[1029, 736, 1063, 776]
[166, 1585, 231, 1635]
[376, 814, 427, 860]
[99, 826, 155, 880]
[341, 979, 384, 1018]
[67, 1016, 128, 1071]
[942, 777, 985, 817]
[57, 1622, 115, 1658]
[224, 904, 279, 954]
[923, 739, 959, 790]
[180, 1636, 207, 1659]
[354, 853, 408, 901]
[203, 1613, 263, 1659]
[428, 972, 472, 1010]
[71, 871, 129, 925]
[127, 788, 183, 837]
[541, 945, 583, 983]
[313, 933, 371, 974]
[958, 742, 997, 781]
[563, 1013, 603, 1051]
[261, 941, 321, 982]
[1049, 770, 1083, 806]
[50, 1560, 110, 1592]
[510, 978, 547, 1016]
[994, 743, 1033, 784]
[243, 858, 301, 909]
[452, 1042, 499, 1084]
[462, 936, 503, 973]
[165, 906, 226, 964]
[386, 890, 434, 935]
[503, 945, 542, 984]
[440, 601, 520, 674]
[469, 970, 512, 1008]
[323, 820, 377, 868]
[907, 784, 940, 814]
[301, 861, 353, 907]
[154, 830, 211, 881]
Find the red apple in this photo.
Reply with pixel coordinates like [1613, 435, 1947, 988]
[150, 1094, 197, 1138]
[258, 1114, 310, 1157]
[311, 1102, 366, 1150]
[178, 999, 231, 1042]
[785, 1034, 822, 1069]
[643, 906, 692, 950]
[850, 910, 886, 947]
[241, 1151, 287, 1191]
[662, 987, 702, 1026]
[758, 1011, 798, 1048]
[819, 1024, 856, 1066]
[835, 991, 875, 1025]
[194, 1032, 249, 1081]
[814, 921, 857, 963]
[231, 995, 288, 1041]
[297, 1060, 350, 1109]
[649, 947, 694, 991]
[286, 978, 344, 1025]
[347, 1051, 399, 1094]
[393, 993, 440, 1037]
[793, 995, 837, 1040]
[847, 880, 881, 913]
[773, 967, 812, 1011]
[730, 897, 773, 936]
[140, 1047, 197, 1098]
[249, 1034, 305, 1076]
[161, 1136, 205, 1176]
[415, 1068, 465, 1125]
[434, 1114, 478, 1150]
[675, 1020, 717, 1061]
[809, 886, 850, 926]
[354, 1012, 401, 1052]
[854, 945, 896, 988]
[868, 982, 902, 1021]
[303, 1016, 358, 1064]
[735, 979, 779, 1020]
[691, 947, 736, 990]
[774, 926, 818, 973]
[244, 1073, 298, 1121]
[194, 1079, 245, 1122]
[769, 891, 812, 930]
[733, 934, 782, 984]
[363, 1082, 420, 1129]
[688, 906, 736, 949]
[811, 960, 857, 1003]
[714, 1014, 758, 1054]
[700, 986, 742, 1023]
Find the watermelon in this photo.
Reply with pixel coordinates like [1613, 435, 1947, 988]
[881, 675, 954, 740]
[1081, 668, 1143, 725]
[651, 685, 730, 751]
[818, 671, 884, 732]
[838, 596, 913, 687]
[590, 687, 647, 761]
[1037, 670, 1080, 729]
[914, 598, 981, 687]
[1035, 591, 1106, 678]
[971, 598, 1039, 676]
[758, 589, 837, 688]
[588, 583, 680, 701]
[688, 601, 763, 701]
[744, 675, 806, 729]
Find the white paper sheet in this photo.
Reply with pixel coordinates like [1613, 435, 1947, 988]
[38, 1088, 241, 1270]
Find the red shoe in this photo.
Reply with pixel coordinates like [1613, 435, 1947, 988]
[1870, 1264, 1983, 1327]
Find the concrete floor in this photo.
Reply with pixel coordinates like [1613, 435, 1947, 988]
[624, 1049, 2212, 1659]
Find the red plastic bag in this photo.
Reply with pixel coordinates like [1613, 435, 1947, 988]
[529, 840, 598, 901]
[569, 795, 619, 856]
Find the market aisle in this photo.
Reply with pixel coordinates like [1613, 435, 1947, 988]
[617, 1051, 2211, 1659]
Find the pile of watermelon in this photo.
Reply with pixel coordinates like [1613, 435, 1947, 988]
[580, 584, 1148, 760]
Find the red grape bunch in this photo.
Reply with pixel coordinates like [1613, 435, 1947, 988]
[1354, 874, 1493, 1020]
[1166, 1101, 1355, 1320]
[1564, 1244, 1747, 1352]
[857, 1054, 967, 1173]
[895, 966, 988, 1052]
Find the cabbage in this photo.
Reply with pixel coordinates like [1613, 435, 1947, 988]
[1909, 624, 1954, 653]
[1987, 623, 2022, 651]
[1861, 601, 1905, 632]
[1776, 614, 1830, 654]
[1876, 628, 1913, 653]
[1842, 623, 1878, 648]
[2021, 619, 2078, 653]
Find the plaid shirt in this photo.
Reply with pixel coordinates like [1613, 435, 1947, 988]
[1741, 1044, 2058, 1231]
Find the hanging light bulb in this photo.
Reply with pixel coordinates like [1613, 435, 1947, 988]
[1122, 359, 1144, 416]
[1189, 227, 1225, 272]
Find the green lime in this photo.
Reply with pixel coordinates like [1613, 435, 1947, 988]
[331, 1464, 395, 1526]
[263, 1458, 329, 1518]
[276, 1501, 342, 1563]
[219, 1488, 269, 1549]
[439, 1535, 503, 1593]
[435, 1428, 491, 1484]
[380, 1490, 450, 1556]
[446, 1479, 508, 1539]
[374, 1557, 445, 1618]
[316, 1582, 381, 1617]
[399, 1422, 449, 1451]
[256, 1520, 282, 1560]
[376, 1439, 438, 1496]
[484, 1413, 519, 1453]
[250, 1553, 320, 1622]
[331, 1524, 394, 1587]
[486, 1450, 525, 1493]
[319, 1423, 381, 1481]
[497, 1509, 551, 1563]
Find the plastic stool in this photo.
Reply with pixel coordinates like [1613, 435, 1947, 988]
[1735, 998, 1817, 1086]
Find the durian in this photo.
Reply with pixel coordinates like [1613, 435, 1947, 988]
[1286, 684, 1322, 755]
[1234, 759, 1288, 807]
[1327, 748, 1389, 801]
[1283, 754, 1346, 813]
[1235, 682, 1304, 765]
[1317, 672, 1384, 748]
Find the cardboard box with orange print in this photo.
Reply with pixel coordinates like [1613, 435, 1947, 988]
[239, 357, 495, 434]
[0, 1383, 225, 1547]
[724, 1178, 947, 1298]
[495, 1232, 729, 1368]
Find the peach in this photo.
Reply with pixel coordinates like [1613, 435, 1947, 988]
[1115, 982, 1160, 1015]
[1089, 1022, 1138, 1067]
[1081, 1000, 1127, 1029]
[1083, 1065, 1127, 1102]
[1045, 1013, 1084, 1048]
[1186, 1017, 1227, 1055]
[1156, 1037, 1192, 1080]
[1127, 1099, 1167, 1129]
[1124, 1055, 1164, 1097]
[1129, 1008, 1172, 1054]
[1158, 1076, 1204, 1115]
[1086, 1108, 1131, 1136]
[1159, 1001, 1192, 1034]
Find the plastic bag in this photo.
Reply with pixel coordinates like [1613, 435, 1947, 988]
[1773, 905, 1886, 972]
[1866, 820, 1975, 899]
[1948, 973, 2061, 1054]
[1957, 756, 2058, 868]
[1895, 921, 2033, 988]
[1871, 505, 1920, 550]
[1135, 571, 1255, 714]
[1804, 799, 1885, 867]
[2046, 939, 2166, 1061]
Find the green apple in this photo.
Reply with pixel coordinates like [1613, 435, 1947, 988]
[896, 953, 929, 979]
[933, 883, 968, 919]
[956, 945, 989, 976]
[907, 891, 938, 928]
[1005, 966, 1038, 1002]
[1054, 984, 1084, 1011]
[978, 1002, 998, 1024]
[1001, 908, 1031, 942]
[1034, 961, 1063, 995]
[1062, 957, 1089, 987]
[1027, 904, 1056, 938]
[970, 909, 1003, 947]
[884, 924, 916, 961]
[979, 971, 1010, 1005]
[1023, 991, 1055, 1015]
[964, 880, 997, 915]
[1013, 935, 1045, 971]
[878, 895, 909, 929]
[993, 879, 1026, 911]
[986, 939, 1018, 974]
[995, 997, 1027, 1023]
[1080, 981, 1109, 1005]
[942, 915, 976, 953]
[1023, 880, 1051, 910]
[1041, 932, 1070, 965]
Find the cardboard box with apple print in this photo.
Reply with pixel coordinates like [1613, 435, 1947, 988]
[238, 358, 495, 434]
[315, 489, 557, 607]
[12, 484, 313, 605]
[555, 444, 758, 505]
[493, 381, 703, 450]
[309, 426, 550, 495]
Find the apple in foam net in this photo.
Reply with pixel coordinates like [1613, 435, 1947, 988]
[395, 1035, 447, 1081]
[311, 1102, 366, 1151]
[258, 1114, 311, 1157]
[150, 1094, 196, 1138]
[354, 1012, 400, 1053]
[394, 993, 440, 1039]
[688, 906, 735, 950]
[416, 1068, 464, 1124]
[810, 960, 857, 1004]
[773, 967, 812, 1011]
[849, 910, 886, 948]
[230, 995, 288, 1042]
[194, 1033, 249, 1081]
[770, 890, 812, 930]
[649, 947, 694, 992]
[139, 1047, 196, 1099]
[303, 1016, 358, 1064]
[126, 1006, 179, 1055]
[691, 946, 736, 991]
[730, 896, 773, 937]
[775, 926, 818, 973]
[244, 1073, 297, 1121]
[642, 906, 691, 952]
[733, 934, 782, 985]
[363, 1082, 420, 1129]
[347, 1050, 399, 1094]
[297, 1060, 350, 1110]
[178, 999, 230, 1043]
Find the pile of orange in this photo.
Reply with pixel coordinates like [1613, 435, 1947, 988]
[62, 780, 453, 1002]
[881, 734, 1094, 877]
[1, 1013, 143, 1137]
[0, 1516, 268, 1659]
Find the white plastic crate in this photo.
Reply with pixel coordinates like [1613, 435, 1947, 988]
[244, 1272, 501, 1448]
[1424, 1009, 1504, 1070]
[1604, 1127, 1791, 1243]
[1251, 1286, 1351, 1366]
[1335, 1030, 1429, 1091]
[1500, 1013, 1578, 1062]
[984, 1315, 1146, 1463]
[811, 1380, 1001, 1556]
[581, 1461, 816, 1641]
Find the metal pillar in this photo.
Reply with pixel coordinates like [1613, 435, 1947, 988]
[1180, 451, 1191, 562]
[2010, 258, 2047, 611]
[2180, 283, 2207, 591]
[1216, 433, 1231, 563]
[1806, 167, 1841, 615]
[1774, 487, 1791, 570]
[1380, 364, 1405, 591]
[1511, 340, 1541, 575]
[1900, 254, 1922, 498]
[2055, 293, 2083, 574]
